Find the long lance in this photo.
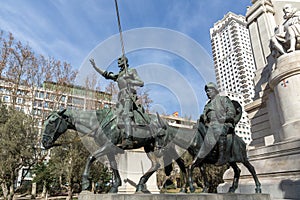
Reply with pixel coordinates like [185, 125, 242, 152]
[114, 0, 128, 75]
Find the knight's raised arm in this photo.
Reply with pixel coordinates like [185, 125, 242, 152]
[90, 58, 105, 75]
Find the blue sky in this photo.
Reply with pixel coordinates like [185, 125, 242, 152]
[0, 0, 252, 119]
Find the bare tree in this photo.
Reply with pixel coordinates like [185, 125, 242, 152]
[43, 57, 78, 110]
[137, 88, 153, 113]
[0, 31, 14, 78]
[83, 73, 102, 110]
[1, 33, 35, 107]
[105, 82, 118, 104]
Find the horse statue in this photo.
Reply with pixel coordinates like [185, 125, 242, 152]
[42, 105, 262, 194]
[41, 108, 189, 193]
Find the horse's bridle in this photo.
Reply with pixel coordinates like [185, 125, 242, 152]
[43, 113, 65, 145]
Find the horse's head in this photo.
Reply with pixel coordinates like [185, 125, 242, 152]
[42, 109, 69, 149]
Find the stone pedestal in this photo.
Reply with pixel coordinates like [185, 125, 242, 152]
[269, 52, 300, 141]
[117, 149, 159, 194]
[220, 52, 300, 199]
[218, 138, 300, 199]
[79, 191, 271, 200]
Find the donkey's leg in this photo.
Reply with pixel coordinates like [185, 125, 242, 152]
[175, 156, 188, 193]
[107, 153, 122, 193]
[163, 146, 187, 193]
[82, 155, 96, 190]
[199, 165, 210, 193]
[136, 150, 161, 193]
[228, 162, 241, 193]
[243, 160, 261, 193]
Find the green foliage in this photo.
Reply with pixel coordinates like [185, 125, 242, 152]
[179, 151, 229, 193]
[0, 102, 40, 198]
[32, 161, 53, 191]
[47, 131, 89, 194]
[33, 131, 113, 196]
[90, 161, 112, 193]
[201, 163, 229, 193]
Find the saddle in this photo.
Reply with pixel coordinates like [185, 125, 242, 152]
[208, 134, 247, 163]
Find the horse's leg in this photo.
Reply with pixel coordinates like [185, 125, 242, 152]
[175, 157, 188, 193]
[228, 162, 241, 193]
[242, 160, 262, 193]
[199, 165, 210, 193]
[107, 153, 122, 193]
[82, 155, 96, 190]
[136, 150, 161, 193]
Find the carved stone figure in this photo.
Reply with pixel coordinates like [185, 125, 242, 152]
[270, 4, 300, 57]
[90, 56, 144, 148]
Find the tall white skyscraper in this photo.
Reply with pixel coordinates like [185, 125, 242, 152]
[210, 12, 256, 104]
[210, 12, 256, 144]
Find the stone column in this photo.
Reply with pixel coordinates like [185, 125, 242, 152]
[269, 51, 300, 141]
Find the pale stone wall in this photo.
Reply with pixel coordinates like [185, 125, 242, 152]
[269, 52, 300, 141]
[245, 0, 300, 147]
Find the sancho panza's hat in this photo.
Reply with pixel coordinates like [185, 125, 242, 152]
[205, 82, 218, 91]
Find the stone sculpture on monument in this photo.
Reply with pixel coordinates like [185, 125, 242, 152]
[270, 4, 300, 57]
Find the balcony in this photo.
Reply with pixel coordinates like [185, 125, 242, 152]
[236, 56, 243, 61]
[239, 74, 246, 79]
[233, 40, 240, 46]
[238, 70, 246, 75]
[237, 65, 245, 70]
[230, 24, 237, 29]
[231, 29, 237, 35]
[237, 60, 244, 65]
[232, 33, 238, 37]
[240, 83, 248, 88]
[233, 46, 241, 53]
[232, 37, 238, 42]
[240, 79, 247, 84]
[243, 93, 250, 98]
[236, 52, 242, 56]
[241, 88, 249, 93]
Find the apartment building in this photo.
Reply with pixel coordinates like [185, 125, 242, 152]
[210, 12, 256, 104]
[0, 79, 113, 127]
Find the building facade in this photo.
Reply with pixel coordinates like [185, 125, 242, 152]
[0, 79, 113, 131]
[210, 12, 256, 105]
[210, 12, 256, 144]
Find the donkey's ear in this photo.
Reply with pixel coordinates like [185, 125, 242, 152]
[58, 109, 67, 116]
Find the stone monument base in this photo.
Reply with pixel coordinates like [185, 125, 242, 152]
[79, 191, 271, 200]
[117, 149, 159, 194]
[218, 138, 300, 199]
